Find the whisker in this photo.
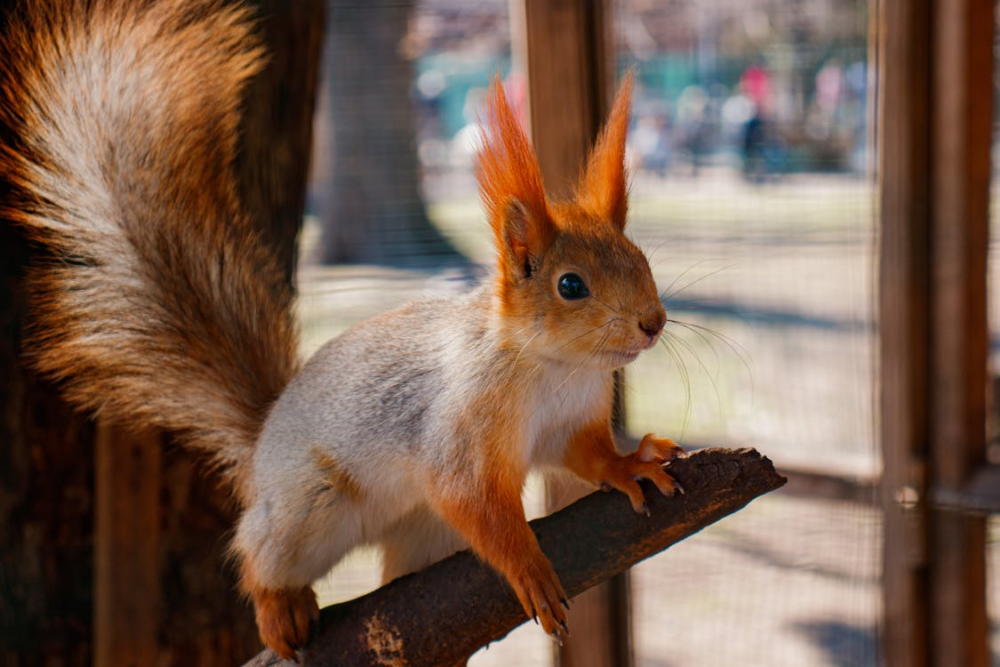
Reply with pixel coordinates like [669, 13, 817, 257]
[661, 263, 738, 301]
[669, 319, 753, 367]
[669, 318, 754, 401]
[513, 328, 545, 366]
[551, 320, 618, 356]
[667, 316, 721, 375]
[658, 259, 714, 302]
[554, 328, 612, 394]
[589, 293, 624, 317]
[658, 335, 692, 440]
[663, 329, 723, 416]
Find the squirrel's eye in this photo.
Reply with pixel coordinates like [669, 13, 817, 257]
[557, 273, 590, 300]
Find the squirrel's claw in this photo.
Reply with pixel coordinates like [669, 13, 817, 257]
[253, 586, 319, 661]
[637, 434, 686, 463]
[509, 554, 568, 641]
[600, 438, 685, 514]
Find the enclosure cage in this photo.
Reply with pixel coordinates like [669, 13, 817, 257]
[306, 1, 879, 665]
[3, 0, 999, 665]
[303, 0, 1000, 665]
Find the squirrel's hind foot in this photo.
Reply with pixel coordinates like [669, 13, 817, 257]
[252, 585, 319, 661]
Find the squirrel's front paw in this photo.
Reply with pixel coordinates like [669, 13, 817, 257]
[253, 586, 320, 661]
[508, 554, 570, 643]
[600, 434, 685, 514]
[636, 433, 685, 463]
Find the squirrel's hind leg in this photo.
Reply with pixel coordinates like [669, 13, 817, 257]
[233, 481, 370, 659]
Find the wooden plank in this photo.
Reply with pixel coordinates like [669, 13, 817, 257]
[877, 1, 932, 665]
[94, 425, 162, 667]
[928, 0, 993, 664]
[516, 1, 629, 665]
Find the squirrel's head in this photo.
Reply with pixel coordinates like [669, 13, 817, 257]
[476, 72, 665, 370]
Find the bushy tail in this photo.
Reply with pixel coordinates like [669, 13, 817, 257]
[0, 0, 299, 503]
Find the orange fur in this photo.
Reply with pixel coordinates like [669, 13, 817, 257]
[428, 439, 568, 638]
[475, 76, 556, 306]
[565, 424, 684, 514]
[575, 71, 634, 230]
[241, 562, 319, 662]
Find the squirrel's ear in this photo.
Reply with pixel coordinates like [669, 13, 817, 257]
[500, 198, 555, 278]
[476, 75, 555, 276]
[576, 71, 634, 231]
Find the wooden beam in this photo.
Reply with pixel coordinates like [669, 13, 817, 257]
[242, 448, 786, 667]
[515, 2, 626, 665]
[878, 1, 932, 665]
[879, 1, 994, 665]
[94, 425, 162, 667]
[520, 0, 610, 200]
[928, 1, 992, 664]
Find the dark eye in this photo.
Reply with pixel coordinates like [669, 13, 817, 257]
[557, 273, 590, 300]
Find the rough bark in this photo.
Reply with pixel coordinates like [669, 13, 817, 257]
[243, 447, 786, 667]
[0, 225, 96, 666]
[237, 0, 325, 282]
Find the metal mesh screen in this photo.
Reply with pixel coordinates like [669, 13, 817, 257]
[301, 1, 881, 664]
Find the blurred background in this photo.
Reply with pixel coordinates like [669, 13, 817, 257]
[303, 1, 881, 665]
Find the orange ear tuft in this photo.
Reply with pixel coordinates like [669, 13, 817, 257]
[476, 75, 554, 273]
[576, 71, 634, 230]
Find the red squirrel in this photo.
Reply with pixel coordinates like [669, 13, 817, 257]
[1, 0, 684, 659]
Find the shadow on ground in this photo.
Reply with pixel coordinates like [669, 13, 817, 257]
[791, 618, 877, 667]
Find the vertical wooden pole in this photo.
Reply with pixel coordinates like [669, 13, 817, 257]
[880, 1, 993, 665]
[878, 1, 932, 665]
[520, 0, 610, 201]
[928, 0, 992, 664]
[94, 426, 162, 667]
[0, 229, 96, 666]
[515, 2, 630, 666]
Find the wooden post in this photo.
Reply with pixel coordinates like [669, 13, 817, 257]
[93, 426, 162, 667]
[520, 0, 610, 200]
[514, 2, 630, 665]
[878, 2, 932, 665]
[928, 0, 992, 664]
[0, 231, 97, 666]
[879, 1, 993, 665]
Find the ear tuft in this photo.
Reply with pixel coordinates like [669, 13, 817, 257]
[476, 76, 554, 271]
[576, 71, 634, 230]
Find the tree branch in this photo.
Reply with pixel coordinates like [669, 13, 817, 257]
[243, 447, 786, 666]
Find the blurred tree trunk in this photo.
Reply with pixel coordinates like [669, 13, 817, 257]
[0, 2, 324, 665]
[0, 226, 96, 666]
[237, 0, 325, 282]
[318, 0, 463, 266]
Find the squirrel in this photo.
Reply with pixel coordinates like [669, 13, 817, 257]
[1, 0, 685, 660]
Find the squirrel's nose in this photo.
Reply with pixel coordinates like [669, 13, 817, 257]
[638, 306, 667, 339]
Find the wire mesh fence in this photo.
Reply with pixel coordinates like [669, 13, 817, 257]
[302, 1, 884, 664]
